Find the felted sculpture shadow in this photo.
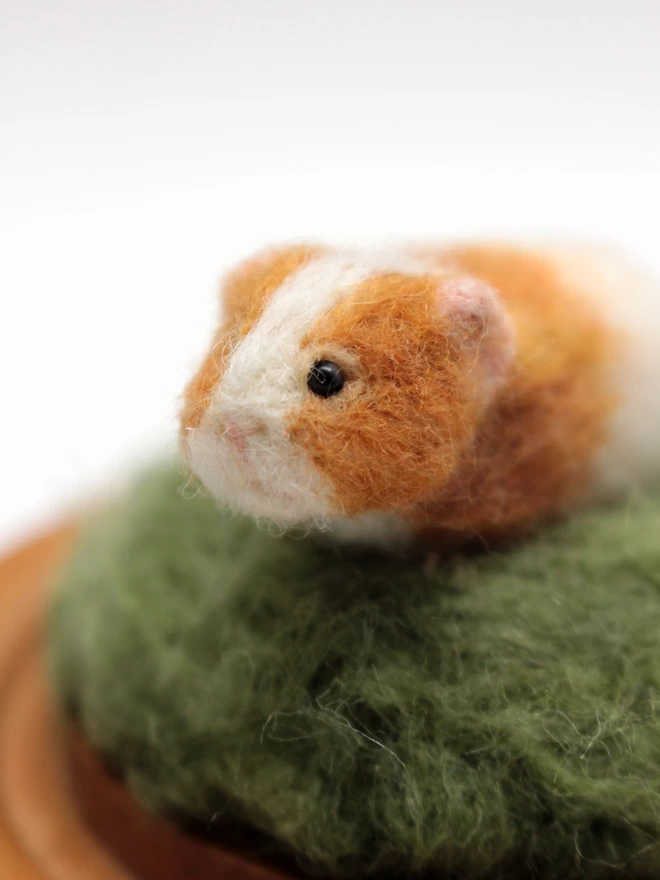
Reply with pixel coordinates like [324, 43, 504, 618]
[49, 461, 660, 880]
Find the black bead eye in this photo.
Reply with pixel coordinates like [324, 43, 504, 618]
[307, 360, 345, 398]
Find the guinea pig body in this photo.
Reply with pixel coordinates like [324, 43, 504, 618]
[180, 241, 660, 549]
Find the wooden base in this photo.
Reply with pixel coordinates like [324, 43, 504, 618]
[0, 524, 294, 880]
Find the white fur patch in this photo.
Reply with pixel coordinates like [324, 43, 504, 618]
[325, 512, 413, 551]
[185, 248, 433, 526]
[542, 243, 660, 500]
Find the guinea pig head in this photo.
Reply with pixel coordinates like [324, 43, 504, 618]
[180, 248, 516, 525]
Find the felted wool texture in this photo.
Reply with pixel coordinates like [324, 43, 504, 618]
[49, 461, 660, 880]
[180, 242, 641, 547]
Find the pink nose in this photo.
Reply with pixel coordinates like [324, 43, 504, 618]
[225, 422, 248, 454]
[224, 420, 261, 458]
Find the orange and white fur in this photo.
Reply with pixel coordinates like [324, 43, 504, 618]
[180, 242, 660, 549]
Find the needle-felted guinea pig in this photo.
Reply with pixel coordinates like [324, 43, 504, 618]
[180, 242, 660, 549]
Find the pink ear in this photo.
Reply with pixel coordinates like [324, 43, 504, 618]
[437, 275, 516, 392]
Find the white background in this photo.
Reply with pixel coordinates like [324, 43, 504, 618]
[2, 0, 659, 552]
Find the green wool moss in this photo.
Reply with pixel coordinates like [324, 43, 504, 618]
[48, 462, 660, 879]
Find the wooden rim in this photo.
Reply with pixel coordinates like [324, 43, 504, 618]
[0, 524, 294, 880]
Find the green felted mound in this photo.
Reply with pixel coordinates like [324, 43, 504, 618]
[48, 462, 660, 879]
